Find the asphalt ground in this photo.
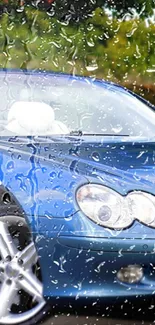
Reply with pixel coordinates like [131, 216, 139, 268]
[43, 303, 155, 325]
[44, 315, 154, 325]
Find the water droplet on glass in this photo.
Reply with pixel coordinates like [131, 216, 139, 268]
[92, 152, 100, 162]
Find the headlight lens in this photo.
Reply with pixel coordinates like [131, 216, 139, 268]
[76, 184, 155, 229]
[127, 191, 155, 227]
[76, 184, 133, 229]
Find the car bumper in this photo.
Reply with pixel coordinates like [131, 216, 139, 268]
[34, 234, 155, 304]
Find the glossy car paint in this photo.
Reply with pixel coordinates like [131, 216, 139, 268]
[0, 70, 155, 306]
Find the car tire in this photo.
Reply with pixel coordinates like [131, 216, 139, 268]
[0, 215, 50, 325]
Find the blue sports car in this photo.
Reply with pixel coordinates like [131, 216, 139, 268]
[0, 69, 155, 324]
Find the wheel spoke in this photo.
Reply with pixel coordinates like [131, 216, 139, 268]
[17, 242, 38, 268]
[0, 261, 5, 272]
[0, 222, 17, 260]
[0, 216, 45, 324]
[0, 281, 18, 318]
[19, 270, 43, 302]
[0, 262, 5, 282]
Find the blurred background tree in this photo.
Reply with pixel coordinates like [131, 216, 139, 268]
[0, 0, 154, 19]
[0, 0, 154, 104]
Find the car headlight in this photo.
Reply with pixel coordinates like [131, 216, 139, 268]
[76, 184, 133, 229]
[127, 191, 155, 227]
[76, 184, 155, 229]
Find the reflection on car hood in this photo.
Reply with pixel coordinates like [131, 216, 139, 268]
[71, 136, 155, 196]
[0, 136, 155, 224]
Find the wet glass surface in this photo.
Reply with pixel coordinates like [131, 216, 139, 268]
[0, 1, 154, 325]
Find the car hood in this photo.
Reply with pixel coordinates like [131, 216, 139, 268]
[0, 136, 155, 238]
[75, 136, 155, 196]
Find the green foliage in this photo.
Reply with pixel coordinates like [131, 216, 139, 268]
[0, 0, 154, 18]
[0, 6, 154, 103]
[102, 0, 155, 18]
[56, 0, 155, 19]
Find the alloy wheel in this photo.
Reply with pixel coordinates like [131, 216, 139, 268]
[0, 216, 46, 325]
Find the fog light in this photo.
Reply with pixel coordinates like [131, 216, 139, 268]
[117, 265, 143, 284]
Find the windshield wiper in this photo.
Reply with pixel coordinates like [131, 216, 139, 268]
[69, 130, 129, 136]
[69, 130, 83, 136]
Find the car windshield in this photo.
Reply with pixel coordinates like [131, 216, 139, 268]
[0, 72, 155, 138]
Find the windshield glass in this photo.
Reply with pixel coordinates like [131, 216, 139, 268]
[0, 72, 155, 137]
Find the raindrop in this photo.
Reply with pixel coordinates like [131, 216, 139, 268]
[86, 63, 98, 71]
[87, 38, 95, 47]
[92, 152, 100, 162]
[64, 215, 73, 221]
[112, 125, 123, 134]
[95, 261, 106, 273]
[69, 181, 76, 189]
[50, 171, 57, 179]
[58, 171, 63, 178]
[6, 161, 14, 170]
[137, 151, 145, 159]
[118, 249, 123, 257]
[86, 257, 95, 263]
[52, 279, 58, 284]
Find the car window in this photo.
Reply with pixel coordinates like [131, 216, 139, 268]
[0, 73, 154, 137]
